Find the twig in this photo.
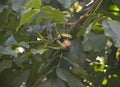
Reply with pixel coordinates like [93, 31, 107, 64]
[66, 0, 102, 33]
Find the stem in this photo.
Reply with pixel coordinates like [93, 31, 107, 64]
[93, 0, 103, 13]
[66, 0, 102, 33]
[57, 51, 63, 67]
[6, 9, 18, 17]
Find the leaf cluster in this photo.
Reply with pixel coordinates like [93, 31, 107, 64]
[0, 0, 120, 87]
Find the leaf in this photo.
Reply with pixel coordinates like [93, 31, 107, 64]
[57, 0, 76, 8]
[35, 16, 44, 25]
[92, 22, 104, 32]
[56, 68, 68, 81]
[3, 35, 17, 47]
[0, 9, 9, 27]
[0, 4, 8, 13]
[42, 6, 64, 21]
[102, 20, 120, 47]
[3, 36, 29, 48]
[16, 9, 40, 32]
[12, 0, 26, 13]
[112, 0, 120, 8]
[13, 41, 29, 48]
[71, 66, 89, 79]
[102, 77, 108, 85]
[38, 77, 66, 87]
[42, 0, 52, 4]
[0, 46, 18, 57]
[31, 49, 48, 55]
[77, 13, 97, 38]
[53, 79, 66, 87]
[13, 56, 29, 67]
[25, 0, 42, 9]
[6, 13, 19, 30]
[0, 31, 7, 45]
[13, 69, 30, 87]
[56, 68, 85, 87]
[83, 34, 107, 52]
[64, 40, 86, 66]
[0, 60, 12, 73]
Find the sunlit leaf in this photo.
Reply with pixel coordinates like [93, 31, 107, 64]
[112, 0, 120, 8]
[25, 0, 42, 9]
[102, 77, 108, 85]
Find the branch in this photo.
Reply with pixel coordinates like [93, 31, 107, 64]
[66, 0, 102, 33]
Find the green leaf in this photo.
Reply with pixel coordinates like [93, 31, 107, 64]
[42, 6, 64, 21]
[56, 68, 68, 81]
[0, 4, 8, 13]
[16, 9, 40, 32]
[13, 56, 29, 67]
[12, 0, 26, 13]
[13, 69, 30, 87]
[102, 20, 120, 47]
[0, 60, 12, 73]
[92, 22, 104, 32]
[57, 0, 76, 8]
[6, 13, 19, 31]
[0, 31, 8, 45]
[112, 0, 120, 8]
[0, 9, 9, 27]
[13, 41, 29, 48]
[35, 16, 44, 25]
[0, 46, 17, 57]
[31, 49, 48, 55]
[53, 79, 66, 87]
[25, 0, 42, 9]
[77, 13, 97, 38]
[71, 66, 89, 79]
[102, 77, 108, 85]
[56, 68, 85, 87]
[3, 35, 17, 47]
[42, 0, 52, 4]
[64, 40, 86, 66]
[38, 77, 66, 87]
[37, 78, 52, 87]
[83, 34, 107, 52]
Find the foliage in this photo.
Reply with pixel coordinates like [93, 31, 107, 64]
[0, 0, 120, 87]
